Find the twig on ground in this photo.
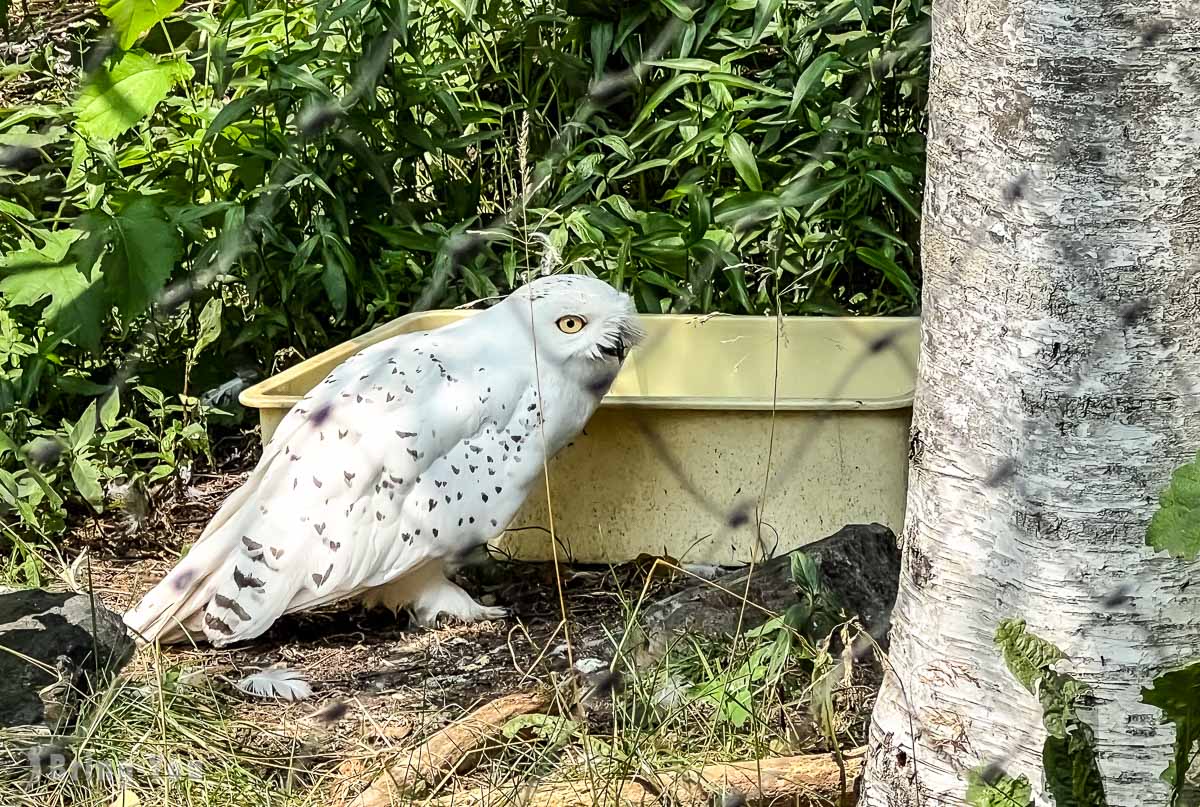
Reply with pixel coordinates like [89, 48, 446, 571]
[419, 747, 865, 806]
[345, 689, 553, 806]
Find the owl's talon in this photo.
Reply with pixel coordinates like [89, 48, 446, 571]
[477, 605, 509, 622]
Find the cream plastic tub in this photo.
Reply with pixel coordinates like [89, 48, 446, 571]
[240, 311, 919, 564]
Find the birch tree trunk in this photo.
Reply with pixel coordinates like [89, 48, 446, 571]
[860, 1, 1200, 805]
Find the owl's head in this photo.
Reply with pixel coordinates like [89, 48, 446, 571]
[505, 274, 645, 371]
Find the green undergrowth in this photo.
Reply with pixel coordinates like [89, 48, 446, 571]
[0, 0, 929, 568]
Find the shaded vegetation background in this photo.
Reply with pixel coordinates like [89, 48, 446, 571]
[0, 0, 928, 574]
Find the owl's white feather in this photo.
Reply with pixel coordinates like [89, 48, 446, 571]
[124, 275, 643, 646]
[235, 667, 313, 701]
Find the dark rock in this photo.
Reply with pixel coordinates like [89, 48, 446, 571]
[0, 588, 135, 730]
[639, 523, 901, 657]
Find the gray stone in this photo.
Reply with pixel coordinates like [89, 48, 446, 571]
[0, 588, 135, 730]
[639, 523, 901, 657]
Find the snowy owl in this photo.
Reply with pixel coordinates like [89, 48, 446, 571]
[125, 274, 644, 646]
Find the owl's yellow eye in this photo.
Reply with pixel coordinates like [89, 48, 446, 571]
[556, 315, 586, 334]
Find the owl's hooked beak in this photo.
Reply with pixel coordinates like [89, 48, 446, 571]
[598, 339, 626, 362]
[597, 313, 644, 363]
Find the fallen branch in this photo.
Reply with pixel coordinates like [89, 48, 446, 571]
[345, 689, 552, 806]
[420, 747, 865, 806]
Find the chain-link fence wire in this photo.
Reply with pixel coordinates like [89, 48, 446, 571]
[0, 0, 1171, 664]
[2, 5, 926, 783]
[1, 0, 1195, 798]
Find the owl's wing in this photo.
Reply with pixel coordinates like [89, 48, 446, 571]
[126, 320, 530, 645]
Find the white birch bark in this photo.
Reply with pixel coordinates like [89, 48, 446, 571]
[860, 0, 1200, 804]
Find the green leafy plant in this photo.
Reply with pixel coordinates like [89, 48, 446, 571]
[995, 619, 1107, 807]
[965, 766, 1034, 807]
[0, 0, 928, 561]
[1141, 453, 1200, 804]
[1141, 662, 1200, 806]
[687, 549, 846, 727]
[1147, 451, 1200, 561]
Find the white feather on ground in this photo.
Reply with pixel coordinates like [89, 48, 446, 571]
[235, 668, 314, 701]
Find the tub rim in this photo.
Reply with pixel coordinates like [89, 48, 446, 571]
[239, 310, 920, 414]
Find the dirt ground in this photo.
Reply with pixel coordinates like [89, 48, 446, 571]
[0, 0, 103, 106]
[57, 456, 879, 805]
[69, 441, 697, 757]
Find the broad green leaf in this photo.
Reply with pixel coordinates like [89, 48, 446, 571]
[638, 270, 685, 295]
[1141, 661, 1200, 805]
[597, 135, 634, 161]
[996, 621, 1106, 806]
[0, 199, 34, 220]
[630, 74, 696, 130]
[723, 266, 753, 312]
[66, 134, 89, 190]
[100, 387, 121, 429]
[797, 0, 854, 34]
[866, 168, 922, 218]
[589, 23, 613, 83]
[71, 457, 104, 508]
[136, 385, 165, 407]
[1147, 452, 1200, 560]
[965, 768, 1033, 807]
[441, 0, 476, 21]
[203, 91, 266, 144]
[86, 195, 182, 319]
[726, 132, 762, 191]
[322, 262, 348, 319]
[192, 296, 223, 358]
[431, 89, 462, 130]
[1042, 724, 1107, 807]
[857, 247, 917, 303]
[0, 125, 66, 150]
[102, 427, 139, 444]
[612, 158, 671, 181]
[0, 229, 104, 352]
[613, 7, 650, 49]
[75, 51, 193, 142]
[752, 0, 783, 43]
[643, 58, 719, 72]
[685, 185, 710, 244]
[69, 400, 98, 449]
[805, 106, 823, 132]
[854, 0, 873, 25]
[995, 619, 1066, 693]
[854, 215, 910, 248]
[98, 0, 184, 49]
[149, 463, 174, 481]
[714, 191, 780, 226]
[655, 0, 695, 21]
[789, 551, 821, 592]
[702, 72, 790, 98]
[790, 53, 838, 115]
[1038, 671, 1089, 739]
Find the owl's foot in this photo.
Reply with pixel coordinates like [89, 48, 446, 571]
[409, 573, 508, 627]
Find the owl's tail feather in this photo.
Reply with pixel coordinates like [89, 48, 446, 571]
[124, 417, 305, 645]
[124, 458, 277, 644]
